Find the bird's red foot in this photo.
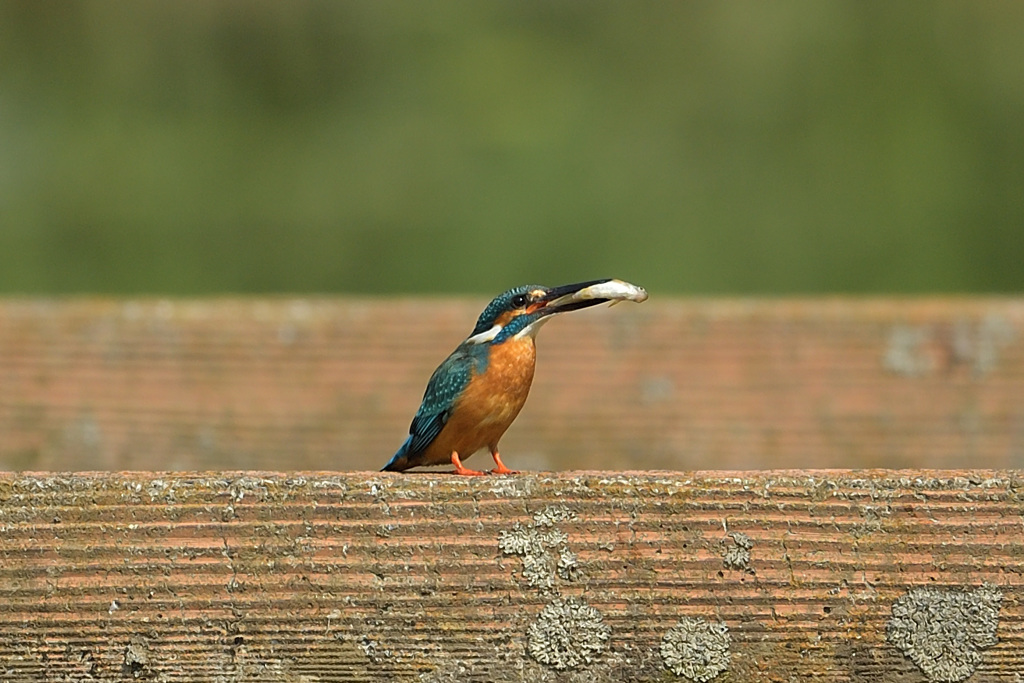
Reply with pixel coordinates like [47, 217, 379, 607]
[488, 451, 519, 475]
[450, 452, 487, 476]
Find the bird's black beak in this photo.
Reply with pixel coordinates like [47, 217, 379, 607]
[533, 279, 616, 315]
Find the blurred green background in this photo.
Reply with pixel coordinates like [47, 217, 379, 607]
[1, 1, 1022, 296]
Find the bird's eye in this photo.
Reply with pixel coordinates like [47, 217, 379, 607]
[510, 294, 528, 308]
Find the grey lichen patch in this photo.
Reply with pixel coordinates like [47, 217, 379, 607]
[887, 584, 1003, 682]
[499, 505, 579, 590]
[123, 636, 151, 679]
[527, 597, 610, 671]
[213, 653, 316, 683]
[952, 314, 1016, 375]
[660, 617, 731, 682]
[145, 478, 179, 503]
[557, 547, 580, 581]
[722, 532, 752, 570]
[532, 505, 577, 528]
[499, 523, 568, 589]
[417, 661, 463, 683]
[226, 476, 275, 502]
[488, 477, 535, 499]
[368, 480, 393, 516]
[852, 504, 892, 538]
[884, 324, 934, 376]
[358, 635, 392, 665]
[885, 316, 1016, 378]
[418, 660, 471, 682]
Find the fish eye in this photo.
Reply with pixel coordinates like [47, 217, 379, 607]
[510, 294, 528, 308]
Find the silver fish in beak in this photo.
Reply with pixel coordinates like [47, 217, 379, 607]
[540, 278, 648, 313]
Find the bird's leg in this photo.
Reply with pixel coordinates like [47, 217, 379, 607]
[450, 451, 487, 476]
[488, 446, 519, 475]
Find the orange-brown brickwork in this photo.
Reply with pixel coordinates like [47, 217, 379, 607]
[1, 298, 1022, 472]
[0, 470, 1021, 682]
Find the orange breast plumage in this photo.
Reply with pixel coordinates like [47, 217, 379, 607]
[417, 338, 537, 465]
[460, 338, 537, 429]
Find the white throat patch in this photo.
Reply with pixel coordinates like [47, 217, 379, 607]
[465, 324, 502, 345]
[513, 316, 552, 340]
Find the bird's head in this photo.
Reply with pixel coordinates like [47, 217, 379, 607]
[466, 279, 642, 345]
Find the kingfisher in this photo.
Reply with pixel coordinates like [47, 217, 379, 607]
[381, 278, 647, 475]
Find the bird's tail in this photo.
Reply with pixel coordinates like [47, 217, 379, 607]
[380, 456, 406, 472]
[381, 436, 412, 472]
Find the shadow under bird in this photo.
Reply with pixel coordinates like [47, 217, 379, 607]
[382, 279, 648, 475]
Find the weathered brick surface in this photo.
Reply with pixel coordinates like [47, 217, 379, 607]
[0, 470, 1021, 682]
[1, 298, 1022, 472]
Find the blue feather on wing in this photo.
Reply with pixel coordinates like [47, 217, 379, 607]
[381, 343, 488, 471]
